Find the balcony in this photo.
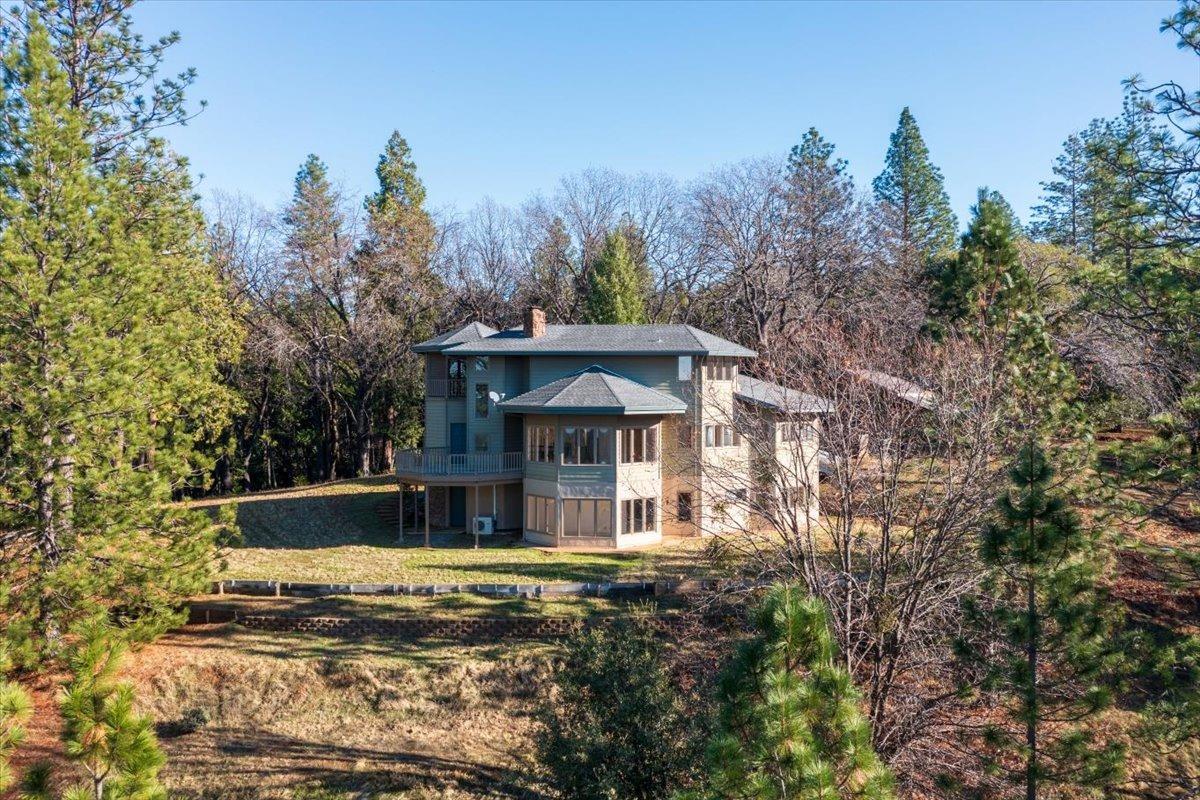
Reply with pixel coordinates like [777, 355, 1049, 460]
[426, 377, 466, 398]
[395, 448, 524, 484]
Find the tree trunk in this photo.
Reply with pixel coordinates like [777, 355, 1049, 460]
[1026, 573, 1039, 800]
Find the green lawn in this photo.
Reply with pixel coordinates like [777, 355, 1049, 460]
[188, 477, 711, 585]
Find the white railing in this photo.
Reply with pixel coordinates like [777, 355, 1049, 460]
[396, 449, 523, 477]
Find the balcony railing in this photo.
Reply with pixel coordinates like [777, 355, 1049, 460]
[396, 448, 523, 477]
[426, 377, 467, 398]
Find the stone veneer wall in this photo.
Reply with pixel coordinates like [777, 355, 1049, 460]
[187, 606, 695, 640]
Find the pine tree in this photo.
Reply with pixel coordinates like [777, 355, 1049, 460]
[0, 645, 32, 794]
[928, 188, 1034, 334]
[954, 443, 1132, 800]
[57, 628, 166, 800]
[584, 228, 648, 324]
[536, 618, 700, 800]
[0, 20, 238, 664]
[694, 586, 894, 800]
[873, 107, 958, 260]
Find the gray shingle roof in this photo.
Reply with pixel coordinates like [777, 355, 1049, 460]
[498, 365, 687, 415]
[736, 375, 831, 414]
[413, 321, 498, 353]
[431, 324, 755, 358]
[848, 369, 936, 410]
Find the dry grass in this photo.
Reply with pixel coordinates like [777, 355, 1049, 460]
[187, 477, 711, 585]
[123, 625, 556, 799]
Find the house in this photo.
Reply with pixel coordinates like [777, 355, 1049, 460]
[397, 307, 825, 548]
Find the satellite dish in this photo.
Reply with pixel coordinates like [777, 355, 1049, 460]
[489, 391, 502, 403]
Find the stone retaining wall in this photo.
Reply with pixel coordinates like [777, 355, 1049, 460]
[187, 605, 694, 640]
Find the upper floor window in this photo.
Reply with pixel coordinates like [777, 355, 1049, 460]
[619, 427, 658, 464]
[562, 426, 612, 465]
[527, 425, 556, 462]
[704, 424, 740, 448]
[474, 356, 489, 373]
[475, 383, 489, 418]
[474, 433, 489, 452]
[447, 358, 467, 397]
[704, 360, 737, 381]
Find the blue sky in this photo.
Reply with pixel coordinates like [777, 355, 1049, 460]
[135, 0, 1194, 227]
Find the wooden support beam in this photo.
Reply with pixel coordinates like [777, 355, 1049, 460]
[424, 485, 430, 548]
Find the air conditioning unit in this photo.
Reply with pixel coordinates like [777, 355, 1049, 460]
[473, 515, 495, 536]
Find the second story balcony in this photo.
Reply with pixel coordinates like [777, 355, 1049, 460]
[395, 448, 523, 484]
[425, 377, 466, 398]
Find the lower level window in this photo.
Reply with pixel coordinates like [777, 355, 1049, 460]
[622, 497, 657, 534]
[677, 492, 693, 522]
[561, 498, 613, 538]
[526, 494, 556, 534]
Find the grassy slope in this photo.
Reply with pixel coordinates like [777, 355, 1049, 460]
[126, 625, 553, 799]
[188, 477, 708, 585]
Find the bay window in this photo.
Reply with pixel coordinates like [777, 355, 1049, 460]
[619, 426, 658, 464]
[561, 426, 612, 465]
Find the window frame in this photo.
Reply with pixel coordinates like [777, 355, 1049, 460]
[475, 383, 489, 418]
[561, 426, 612, 465]
[619, 426, 659, 464]
[525, 494, 557, 534]
[621, 497, 658, 534]
[561, 498, 613, 539]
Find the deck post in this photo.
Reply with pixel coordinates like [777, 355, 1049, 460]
[492, 483, 497, 519]
[474, 484, 480, 549]
[398, 482, 404, 542]
[424, 485, 430, 548]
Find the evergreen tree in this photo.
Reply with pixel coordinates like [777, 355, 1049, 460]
[928, 188, 1034, 334]
[57, 628, 166, 800]
[536, 618, 700, 800]
[584, 228, 648, 323]
[0, 645, 32, 794]
[693, 586, 893, 800]
[873, 107, 958, 260]
[954, 444, 1132, 800]
[0, 20, 237, 664]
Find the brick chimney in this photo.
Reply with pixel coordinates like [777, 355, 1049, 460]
[523, 306, 546, 338]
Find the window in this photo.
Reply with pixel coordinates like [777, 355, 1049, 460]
[525, 494, 556, 534]
[562, 427, 612, 465]
[474, 433, 489, 452]
[619, 427, 658, 464]
[725, 488, 747, 502]
[781, 421, 807, 442]
[622, 498, 657, 534]
[677, 356, 693, 382]
[475, 383, 489, 418]
[474, 356, 489, 372]
[677, 492, 693, 522]
[704, 424, 740, 448]
[561, 499, 613, 538]
[704, 360, 737, 381]
[678, 424, 695, 449]
[447, 359, 467, 397]
[527, 425, 555, 462]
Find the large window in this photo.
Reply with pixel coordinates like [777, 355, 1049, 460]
[526, 494, 556, 534]
[561, 499, 613, 538]
[527, 425, 556, 462]
[622, 497, 657, 534]
[704, 424, 739, 448]
[562, 427, 612, 465]
[475, 383, 489, 418]
[619, 427, 658, 464]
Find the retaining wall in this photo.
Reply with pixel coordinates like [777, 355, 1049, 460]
[187, 604, 696, 640]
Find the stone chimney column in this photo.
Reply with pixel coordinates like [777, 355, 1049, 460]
[523, 306, 546, 338]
